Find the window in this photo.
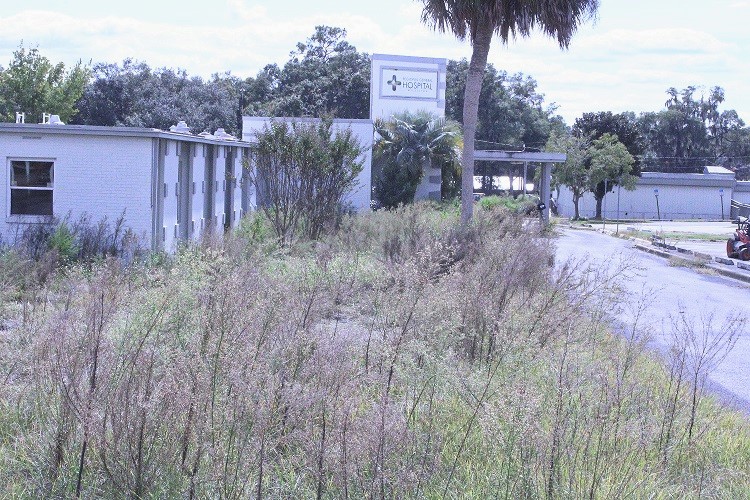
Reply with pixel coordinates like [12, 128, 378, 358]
[10, 160, 54, 216]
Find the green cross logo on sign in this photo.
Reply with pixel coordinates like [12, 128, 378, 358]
[387, 74, 401, 91]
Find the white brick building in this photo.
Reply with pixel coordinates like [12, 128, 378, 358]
[0, 121, 253, 251]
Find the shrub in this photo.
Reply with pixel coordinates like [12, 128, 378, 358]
[48, 222, 78, 262]
[14, 211, 144, 265]
[249, 117, 364, 245]
[479, 193, 540, 215]
[373, 111, 461, 208]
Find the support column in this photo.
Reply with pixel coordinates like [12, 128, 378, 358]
[540, 162, 552, 225]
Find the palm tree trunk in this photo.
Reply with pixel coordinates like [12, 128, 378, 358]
[460, 20, 494, 225]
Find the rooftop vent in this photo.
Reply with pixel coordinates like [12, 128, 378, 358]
[213, 128, 236, 141]
[40, 113, 65, 125]
[15, 112, 25, 124]
[171, 120, 191, 134]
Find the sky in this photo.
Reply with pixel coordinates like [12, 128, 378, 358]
[0, 0, 748, 126]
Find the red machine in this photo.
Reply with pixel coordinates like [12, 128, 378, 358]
[727, 216, 750, 260]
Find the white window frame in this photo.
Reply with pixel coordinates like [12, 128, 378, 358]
[7, 158, 55, 221]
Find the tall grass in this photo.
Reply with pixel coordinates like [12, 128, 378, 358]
[0, 202, 748, 498]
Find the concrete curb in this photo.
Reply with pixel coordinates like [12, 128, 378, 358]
[634, 240, 750, 284]
[560, 222, 750, 283]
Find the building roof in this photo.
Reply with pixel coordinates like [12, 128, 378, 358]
[0, 122, 253, 147]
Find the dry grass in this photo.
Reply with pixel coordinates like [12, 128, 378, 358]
[0, 202, 748, 498]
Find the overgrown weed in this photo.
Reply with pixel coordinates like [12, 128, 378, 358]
[0, 203, 748, 497]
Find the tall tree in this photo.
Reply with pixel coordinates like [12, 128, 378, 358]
[573, 111, 644, 172]
[73, 60, 242, 135]
[419, 0, 599, 225]
[586, 133, 636, 218]
[445, 59, 562, 150]
[0, 44, 90, 123]
[546, 130, 589, 220]
[573, 111, 644, 213]
[547, 131, 635, 219]
[637, 85, 750, 174]
[637, 108, 711, 173]
[246, 26, 370, 119]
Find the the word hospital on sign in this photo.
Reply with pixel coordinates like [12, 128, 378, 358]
[380, 68, 438, 100]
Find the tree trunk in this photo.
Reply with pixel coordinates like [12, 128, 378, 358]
[594, 180, 606, 219]
[460, 20, 494, 225]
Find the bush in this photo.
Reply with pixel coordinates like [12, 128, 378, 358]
[15, 211, 144, 265]
[479, 193, 540, 215]
[48, 223, 78, 262]
[373, 111, 461, 209]
[250, 118, 364, 245]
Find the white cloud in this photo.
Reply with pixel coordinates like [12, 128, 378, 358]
[226, 0, 267, 23]
[0, 2, 747, 126]
[580, 28, 731, 55]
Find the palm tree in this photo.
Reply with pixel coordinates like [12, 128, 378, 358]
[419, 0, 599, 225]
[373, 111, 462, 208]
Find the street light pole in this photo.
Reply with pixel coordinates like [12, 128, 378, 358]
[654, 188, 660, 221]
[720, 188, 725, 220]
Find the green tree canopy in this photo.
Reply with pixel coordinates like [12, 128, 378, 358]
[573, 111, 644, 173]
[636, 85, 750, 174]
[547, 131, 589, 220]
[573, 111, 643, 213]
[373, 111, 462, 208]
[0, 44, 90, 123]
[446, 59, 563, 150]
[587, 133, 636, 218]
[245, 26, 370, 119]
[548, 131, 634, 220]
[72, 60, 243, 135]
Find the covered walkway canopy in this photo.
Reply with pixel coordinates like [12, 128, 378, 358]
[473, 150, 566, 223]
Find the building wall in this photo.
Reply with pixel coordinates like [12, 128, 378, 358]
[1, 132, 153, 245]
[733, 181, 750, 203]
[242, 117, 373, 212]
[556, 172, 735, 220]
[191, 143, 207, 237]
[160, 140, 253, 250]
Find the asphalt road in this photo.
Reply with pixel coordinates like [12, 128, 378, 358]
[555, 228, 750, 413]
